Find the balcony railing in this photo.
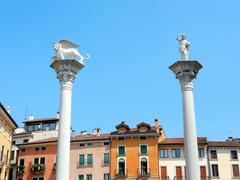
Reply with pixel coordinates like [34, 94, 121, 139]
[17, 165, 25, 175]
[31, 164, 45, 173]
[137, 168, 151, 178]
[114, 169, 128, 179]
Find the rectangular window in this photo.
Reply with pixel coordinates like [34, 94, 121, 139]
[140, 145, 147, 155]
[79, 154, 85, 166]
[103, 153, 109, 165]
[23, 139, 29, 143]
[20, 159, 25, 166]
[210, 150, 217, 159]
[27, 125, 33, 131]
[49, 123, 56, 130]
[87, 154, 93, 166]
[39, 178, 44, 180]
[172, 149, 180, 158]
[40, 157, 45, 164]
[198, 148, 205, 157]
[211, 164, 219, 177]
[78, 175, 84, 180]
[231, 150, 238, 160]
[140, 136, 146, 140]
[33, 124, 41, 131]
[104, 174, 109, 180]
[86, 174, 92, 180]
[118, 146, 125, 156]
[160, 149, 168, 158]
[34, 158, 39, 164]
[11, 151, 15, 160]
[42, 123, 49, 130]
[233, 165, 240, 177]
[118, 137, 124, 141]
[104, 142, 109, 146]
[79, 143, 85, 147]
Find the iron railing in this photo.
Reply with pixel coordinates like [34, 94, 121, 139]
[31, 164, 45, 173]
[114, 169, 128, 179]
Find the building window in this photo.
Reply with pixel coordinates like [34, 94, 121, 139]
[11, 150, 15, 160]
[35, 147, 40, 152]
[160, 149, 168, 158]
[12, 141, 16, 145]
[49, 123, 56, 130]
[231, 150, 238, 160]
[87, 154, 93, 166]
[34, 157, 45, 165]
[172, 149, 180, 158]
[86, 174, 92, 180]
[41, 147, 46, 151]
[23, 139, 29, 143]
[140, 136, 146, 140]
[79, 154, 85, 166]
[78, 175, 84, 180]
[33, 124, 41, 131]
[87, 143, 93, 146]
[118, 158, 125, 175]
[140, 145, 148, 155]
[21, 148, 25, 153]
[20, 159, 25, 166]
[118, 136, 125, 141]
[103, 173, 109, 180]
[32, 177, 44, 180]
[103, 153, 109, 165]
[233, 165, 240, 177]
[210, 150, 217, 159]
[79, 143, 85, 147]
[118, 146, 125, 156]
[211, 164, 219, 177]
[198, 148, 205, 157]
[140, 158, 148, 175]
[104, 142, 109, 146]
[27, 125, 34, 131]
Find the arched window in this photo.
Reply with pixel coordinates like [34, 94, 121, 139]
[118, 158, 125, 175]
[140, 158, 148, 175]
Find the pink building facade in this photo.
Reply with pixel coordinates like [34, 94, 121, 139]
[70, 133, 110, 180]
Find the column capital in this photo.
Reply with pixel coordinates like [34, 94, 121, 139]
[50, 59, 84, 86]
[169, 60, 203, 91]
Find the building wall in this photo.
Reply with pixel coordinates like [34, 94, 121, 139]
[208, 147, 240, 180]
[110, 136, 159, 180]
[70, 140, 110, 180]
[159, 145, 208, 179]
[0, 112, 14, 180]
[16, 143, 56, 180]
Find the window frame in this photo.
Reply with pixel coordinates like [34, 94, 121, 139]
[118, 145, 126, 156]
[172, 148, 181, 158]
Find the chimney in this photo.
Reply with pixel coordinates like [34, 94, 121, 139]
[154, 118, 159, 129]
[81, 130, 88, 135]
[28, 114, 34, 120]
[56, 111, 60, 119]
[93, 128, 101, 136]
[6, 106, 11, 114]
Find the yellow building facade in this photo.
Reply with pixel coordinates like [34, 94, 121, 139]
[0, 103, 18, 180]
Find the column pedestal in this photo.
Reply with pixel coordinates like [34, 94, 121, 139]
[51, 59, 84, 180]
[169, 60, 202, 180]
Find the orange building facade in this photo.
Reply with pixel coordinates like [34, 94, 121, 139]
[110, 120, 164, 180]
[16, 140, 57, 180]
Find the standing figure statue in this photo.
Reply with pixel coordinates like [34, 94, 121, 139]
[176, 33, 190, 60]
[53, 40, 90, 64]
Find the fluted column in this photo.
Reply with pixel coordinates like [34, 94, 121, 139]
[169, 60, 202, 180]
[51, 60, 84, 180]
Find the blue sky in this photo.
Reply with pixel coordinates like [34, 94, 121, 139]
[1, 0, 240, 140]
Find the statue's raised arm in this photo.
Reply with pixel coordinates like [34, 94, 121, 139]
[176, 33, 190, 60]
[53, 40, 90, 64]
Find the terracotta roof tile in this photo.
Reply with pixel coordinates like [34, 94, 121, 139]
[208, 141, 240, 147]
[159, 137, 207, 145]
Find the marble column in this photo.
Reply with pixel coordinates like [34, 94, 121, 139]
[169, 60, 202, 180]
[51, 60, 84, 180]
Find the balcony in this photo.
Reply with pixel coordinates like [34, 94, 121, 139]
[137, 168, 150, 179]
[17, 165, 25, 175]
[31, 164, 45, 173]
[114, 169, 128, 179]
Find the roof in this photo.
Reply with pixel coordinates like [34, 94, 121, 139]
[115, 121, 130, 131]
[24, 118, 59, 123]
[208, 141, 240, 147]
[0, 102, 18, 128]
[159, 137, 208, 145]
[18, 134, 110, 146]
[136, 122, 151, 129]
[111, 127, 157, 136]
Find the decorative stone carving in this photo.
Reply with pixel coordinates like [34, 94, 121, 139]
[53, 40, 90, 64]
[176, 33, 190, 60]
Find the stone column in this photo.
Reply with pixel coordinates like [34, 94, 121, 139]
[169, 60, 202, 180]
[51, 60, 84, 180]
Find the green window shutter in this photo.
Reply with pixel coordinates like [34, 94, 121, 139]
[78, 175, 84, 180]
[87, 154, 93, 166]
[79, 155, 84, 166]
[104, 153, 109, 164]
[118, 146, 125, 156]
[87, 174, 92, 180]
[141, 145, 147, 155]
[104, 174, 109, 180]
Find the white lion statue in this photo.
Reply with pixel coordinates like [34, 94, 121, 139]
[53, 40, 90, 64]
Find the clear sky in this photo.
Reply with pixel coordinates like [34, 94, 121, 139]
[1, 0, 240, 140]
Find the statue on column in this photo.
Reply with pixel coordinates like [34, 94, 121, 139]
[176, 33, 190, 60]
[53, 40, 90, 64]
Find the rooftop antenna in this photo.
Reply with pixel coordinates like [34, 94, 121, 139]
[24, 106, 28, 121]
